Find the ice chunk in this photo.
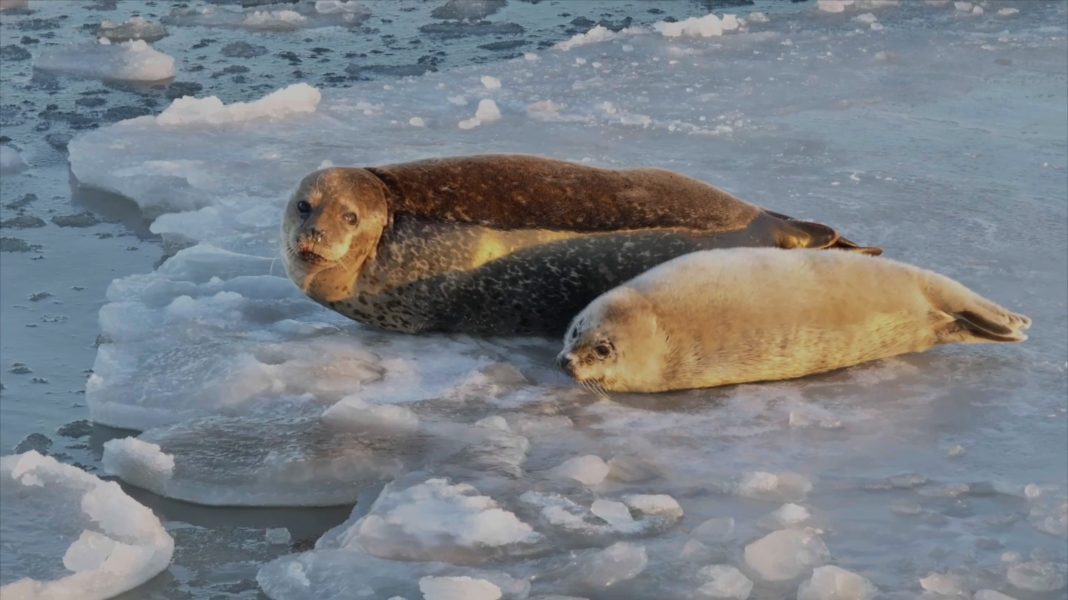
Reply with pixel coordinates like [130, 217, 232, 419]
[736, 471, 813, 501]
[322, 396, 420, 433]
[36, 40, 175, 82]
[551, 455, 609, 486]
[954, 2, 972, 11]
[265, 528, 292, 545]
[590, 499, 634, 529]
[155, 83, 321, 126]
[97, 17, 167, 42]
[554, 25, 627, 51]
[797, 566, 878, 600]
[748, 12, 769, 24]
[101, 411, 413, 506]
[419, 576, 502, 600]
[0, 144, 27, 175]
[854, 13, 878, 24]
[166, 4, 368, 29]
[430, 0, 506, 21]
[337, 478, 541, 562]
[919, 572, 967, 595]
[101, 437, 175, 492]
[577, 542, 647, 588]
[655, 14, 725, 38]
[696, 565, 752, 599]
[758, 503, 811, 529]
[242, 10, 308, 31]
[974, 591, 1017, 600]
[409, 116, 427, 127]
[997, 8, 1020, 17]
[259, 548, 528, 600]
[0, 452, 173, 599]
[622, 494, 683, 520]
[480, 75, 501, 90]
[475, 99, 501, 123]
[1005, 561, 1066, 592]
[691, 517, 735, 544]
[744, 528, 828, 582]
[818, 0, 854, 13]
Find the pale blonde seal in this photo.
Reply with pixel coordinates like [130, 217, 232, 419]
[559, 248, 1031, 393]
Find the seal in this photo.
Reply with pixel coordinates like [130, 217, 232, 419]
[281, 154, 881, 335]
[559, 248, 1031, 392]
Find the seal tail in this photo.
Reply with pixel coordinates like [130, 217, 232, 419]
[766, 211, 883, 256]
[926, 274, 1032, 344]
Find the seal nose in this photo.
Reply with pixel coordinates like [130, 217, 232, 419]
[304, 227, 326, 244]
[558, 353, 575, 375]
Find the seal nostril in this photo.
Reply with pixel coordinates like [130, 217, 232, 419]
[558, 354, 573, 372]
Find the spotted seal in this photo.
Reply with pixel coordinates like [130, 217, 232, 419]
[281, 154, 881, 335]
[559, 248, 1031, 392]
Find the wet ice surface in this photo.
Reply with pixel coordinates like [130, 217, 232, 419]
[3, 0, 1068, 598]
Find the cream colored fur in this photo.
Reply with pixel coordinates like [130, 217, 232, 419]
[559, 248, 1031, 393]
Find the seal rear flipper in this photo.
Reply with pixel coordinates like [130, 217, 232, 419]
[950, 310, 1030, 343]
[766, 211, 882, 255]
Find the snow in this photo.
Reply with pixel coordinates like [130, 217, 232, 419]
[35, 39, 175, 82]
[0, 452, 173, 599]
[696, 565, 752, 599]
[797, 566, 878, 600]
[60, 2, 1068, 597]
[743, 528, 829, 582]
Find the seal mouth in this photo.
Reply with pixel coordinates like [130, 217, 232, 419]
[299, 249, 327, 264]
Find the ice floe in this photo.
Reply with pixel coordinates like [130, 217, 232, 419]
[35, 39, 175, 82]
[0, 452, 173, 599]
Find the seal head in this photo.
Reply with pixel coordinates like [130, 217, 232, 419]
[558, 287, 669, 392]
[281, 167, 390, 302]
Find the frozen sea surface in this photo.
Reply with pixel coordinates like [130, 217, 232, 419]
[3, 0, 1067, 598]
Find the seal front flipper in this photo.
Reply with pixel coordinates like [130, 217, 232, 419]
[764, 210, 882, 255]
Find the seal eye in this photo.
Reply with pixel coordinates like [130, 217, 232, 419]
[343, 212, 359, 226]
[593, 342, 612, 359]
[297, 200, 312, 215]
